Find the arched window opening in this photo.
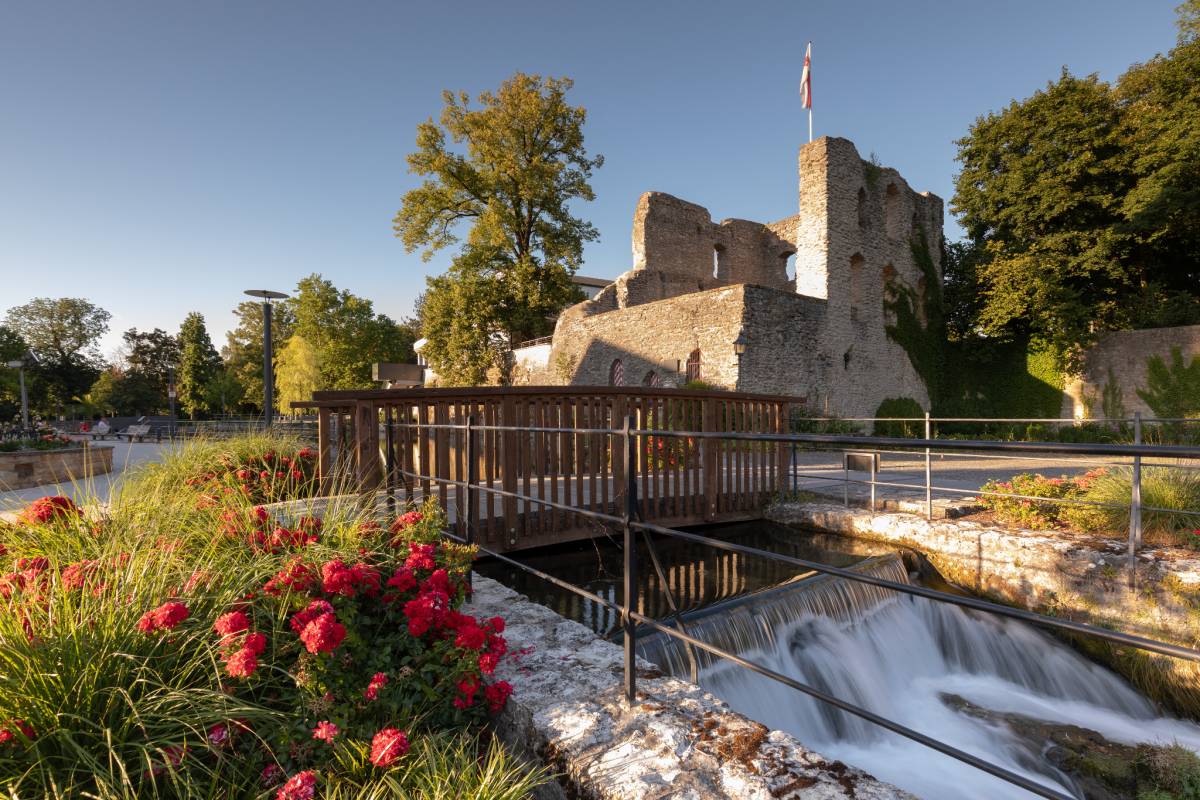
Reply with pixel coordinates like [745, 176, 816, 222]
[643, 370, 662, 388]
[608, 359, 625, 387]
[685, 349, 702, 382]
[885, 183, 902, 240]
[857, 187, 869, 229]
[712, 244, 727, 281]
[849, 254, 866, 321]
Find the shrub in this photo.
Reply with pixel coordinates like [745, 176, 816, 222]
[978, 472, 1097, 530]
[0, 435, 542, 799]
[1069, 466, 1200, 547]
[873, 397, 925, 438]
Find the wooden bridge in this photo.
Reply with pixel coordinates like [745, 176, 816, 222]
[298, 387, 802, 553]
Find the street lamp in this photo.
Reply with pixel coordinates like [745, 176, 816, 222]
[167, 364, 177, 429]
[244, 289, 289, 427]
[5, 357, 31, 433]
[732, 331, 749, 361]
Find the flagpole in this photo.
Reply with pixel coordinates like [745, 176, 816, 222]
[808, 108, 812, 143]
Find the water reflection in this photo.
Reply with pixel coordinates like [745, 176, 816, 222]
[474, 521, 892, 636]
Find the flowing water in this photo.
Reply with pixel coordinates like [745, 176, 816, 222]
[639, 553, 1200, 799]
[480, 524, 1200, 799]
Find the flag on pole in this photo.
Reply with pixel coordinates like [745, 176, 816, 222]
[800, 42, 812, 109]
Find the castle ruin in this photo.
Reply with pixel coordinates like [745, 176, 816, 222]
[515, 136, 944, 418]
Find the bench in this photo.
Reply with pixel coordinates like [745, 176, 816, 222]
[89, 431, 117, 441]
[117, 424, 153, 442]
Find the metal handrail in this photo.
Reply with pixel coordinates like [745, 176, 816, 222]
[370, 417, 1200, 800]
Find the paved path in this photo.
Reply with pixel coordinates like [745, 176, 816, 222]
[0, 441, 171, 511]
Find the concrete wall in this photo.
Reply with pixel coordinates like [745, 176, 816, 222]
[1063, 325, 1200, 418]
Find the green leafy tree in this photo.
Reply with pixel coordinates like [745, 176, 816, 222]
[288, 274, 416, 390]
[1137, 347, 1200, 418]
[203, 369, 243, 417]
[176, 312, 221, 419]
[86, 367, 161, 416]
[395, 73, 600, 383]
[3, 298, 110, 413]
[120, 328, 180, 414]
[0, 326, 28, 422]
[222, 301, 295, 413]
[274, 334, 322, 413]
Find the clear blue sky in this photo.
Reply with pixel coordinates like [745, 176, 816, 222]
[0, 0, 1182, 357]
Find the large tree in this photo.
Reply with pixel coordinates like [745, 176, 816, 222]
[950, 4, 1200, 361]
[176, 312, 221, 419]
[120, 328, 180, 414]
[288, 274, 416, 391]
[0, 326, 28, 422]
[395, 73, 600, 383]
[274, 334, 321, 413]
[3, 298, 110, 413]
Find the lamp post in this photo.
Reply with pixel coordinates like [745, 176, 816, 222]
[5, 358, 31, 434]
[732, 331, 749, 392]
[167, 365, 177, 429]
[244, 289, 289, 427]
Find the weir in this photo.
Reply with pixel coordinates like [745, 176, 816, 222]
[637, 552, 1200, 799]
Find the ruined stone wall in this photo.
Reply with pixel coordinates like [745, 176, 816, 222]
[796, 137, 943, 417]
[1062, 325, 1200, 418]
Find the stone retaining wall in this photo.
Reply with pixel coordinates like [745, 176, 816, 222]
[467, 574, 912, 800]
[0, 445, 113, 490]
[765, 501, 1200, 647]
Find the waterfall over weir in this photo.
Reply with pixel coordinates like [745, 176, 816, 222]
[637, 553, 1200, 800]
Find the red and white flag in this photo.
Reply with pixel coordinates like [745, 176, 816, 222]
[800, 42, 812, 109]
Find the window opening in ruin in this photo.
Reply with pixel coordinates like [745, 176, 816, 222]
[643, 371, 661, 387]
[885, 183, 902, 240]
[857, 187, 869, 229]
[609, 359, 625, 387]
[849, 253, 866, 321]
[686, 349, 702, 382]
[712, 245, 727, 281]
[781, 251, 796, 284]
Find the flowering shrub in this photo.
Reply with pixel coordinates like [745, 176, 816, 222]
[185, 446, 319, 505]
[0, 434, 540, 799]
[979, 471, 1105, 530]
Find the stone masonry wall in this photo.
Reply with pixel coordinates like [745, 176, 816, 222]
[1062, 325, 1200, 418]
[0, 445, 113, 491]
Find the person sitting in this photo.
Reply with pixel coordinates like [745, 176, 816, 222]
[94, 419, 110, 435]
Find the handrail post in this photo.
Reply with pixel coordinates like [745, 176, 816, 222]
[465, 414, 476, 589]
[622, 413, 638, 705]
[925, 411, 933, 520]
[384, 406, 395, 516]
[1129, 411, 1143, 566]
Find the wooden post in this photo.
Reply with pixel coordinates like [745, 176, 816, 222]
[500, 395, 518, 549]
[317, 407, 334, 495]
[354, 401, 381, 489]
[703, 396, 719, 521]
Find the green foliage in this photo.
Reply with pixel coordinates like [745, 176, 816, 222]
[223, 300, 296, 413]
[1074, 466, 1200, 547]
[950, 12, 1200, 358]
[120, 327, 181, 414]
[883, 229, 944, 406]
[979, 471, 1104, 531]
[395, 73, 600, 383]
[0, 325, 26, 421]
[1137, 347, 1200, 418]
[275, 334, 322, 413]
[939, 338, 1066, 421]
[176, 312, 221, 420]
[3, 298, 110, 414]
[873, 397, 925, 438]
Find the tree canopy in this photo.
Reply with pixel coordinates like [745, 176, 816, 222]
[951, 5, 1200, 360]
[395, 73, 599, 384]
[3, 298, 110, 413]
[176, 312, 222, 419]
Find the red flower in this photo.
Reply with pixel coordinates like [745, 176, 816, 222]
[137, 601, 190, 634]
[214, 611, 251, 638]
[369, 728, 409, 768]
[289, 599, 334, 634]
[479, 651, 499, 676]
[299, 612, 346, 654]
[321, 560, 356, 596]
[224, 647, 258, 678]
[261, 764, 284, 787]
[405, 543, 437, 571]
[454, 674, 480, 709]
[276, 770, 317, 800]
[386, 567, 417, 594]
[489, 616, 505, 634]
[454, 619, 487, 651]
[485, 680, 513, 713]
[20, 495, 81, 525]
[60, 559, 100, 591]
[311, 720, 339, 742]
[0, 719, 34, 744]
[207, 723, 230, 748]
[390, 510, 425, 536]
[244, 631, 267, 655]
[264, 559, 317, 596]
[364, 672, 388, 701]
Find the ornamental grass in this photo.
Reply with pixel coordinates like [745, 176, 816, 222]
[0, 434, 545, 799]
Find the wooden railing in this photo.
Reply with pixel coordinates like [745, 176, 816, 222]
[295, 387, 801, 552]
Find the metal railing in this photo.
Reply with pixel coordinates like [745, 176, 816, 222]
[381, 417, 1200, 800]
[785, 411, 1200, 561]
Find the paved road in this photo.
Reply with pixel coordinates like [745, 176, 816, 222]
[0, 441, 171, 511]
